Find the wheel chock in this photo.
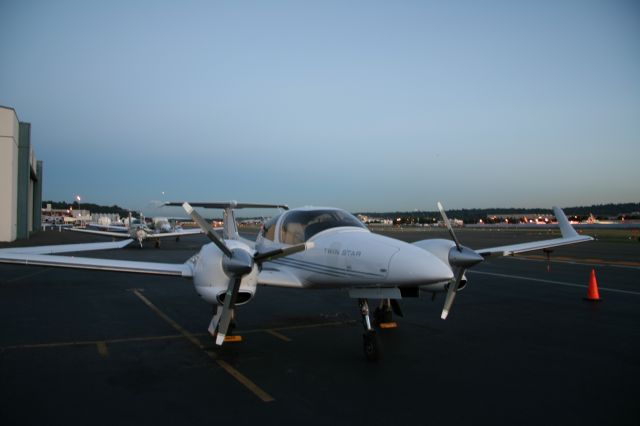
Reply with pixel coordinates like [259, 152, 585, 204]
[379, 322, 397, 329]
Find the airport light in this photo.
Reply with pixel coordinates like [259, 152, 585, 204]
[74, 195, 83, 221]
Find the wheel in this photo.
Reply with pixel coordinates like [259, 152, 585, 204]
[362, 331, 381, 362]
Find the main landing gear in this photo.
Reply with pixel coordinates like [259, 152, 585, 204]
[373, 298, 402, 327]
[358, 298, 403, 361]
[358, 298, 380, 362]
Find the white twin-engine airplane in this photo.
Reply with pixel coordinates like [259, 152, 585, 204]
[0, 201, 592, 361]
[68, 216, 202, 248]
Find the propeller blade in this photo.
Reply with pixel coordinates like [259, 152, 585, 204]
[441, 268, 465, 319]
[253, 242, 314, 263]
[215, 277, 243, 345]
[182, 202, 232, 258]
[437, 201, 461, 251]
[436, 203, 483, 320]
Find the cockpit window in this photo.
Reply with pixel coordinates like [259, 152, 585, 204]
[261, 214, 281, 241]
[280, 209, 366, 244]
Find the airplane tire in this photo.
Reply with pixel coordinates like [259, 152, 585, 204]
[362, 331, 380, 362]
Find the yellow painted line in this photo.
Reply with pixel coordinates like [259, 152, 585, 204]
[214, 358, 274, 402]
[132, 289, 203, 348]
[245, 319, 356, 334]
[130, 289, 274, 403]
[4, 340, 95, 350]
[107, 334, 184, 344]
[265, 329, 292, 342]
[96, 341, 109, 358]
[2, 334, 185, 351]
[1, 321, 355, 351]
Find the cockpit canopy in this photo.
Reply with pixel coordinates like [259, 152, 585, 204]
[278, 209, 366, 244]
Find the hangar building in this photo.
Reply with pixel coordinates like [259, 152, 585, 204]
[0, 106, 43, 242]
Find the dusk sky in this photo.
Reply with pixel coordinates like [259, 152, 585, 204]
[1, 0, 638, 215]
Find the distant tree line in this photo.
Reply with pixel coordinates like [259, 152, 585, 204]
[42, 200, 138, 218]
[41, 200, 639, 224]
[358, 202, 640, 224]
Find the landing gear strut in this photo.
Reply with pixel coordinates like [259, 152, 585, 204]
[374, 299, 394, 324]
[358, 298, 380, 362]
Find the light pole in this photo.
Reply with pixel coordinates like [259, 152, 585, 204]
[75, 195, 82, 224]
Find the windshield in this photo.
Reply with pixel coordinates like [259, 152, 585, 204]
[280, 209, 366, 244]
[260, 213, 281, 241]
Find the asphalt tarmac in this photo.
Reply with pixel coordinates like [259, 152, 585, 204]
[1, 228, 638, 425]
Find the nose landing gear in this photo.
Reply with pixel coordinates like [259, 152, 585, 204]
[358, 298, 380, 362]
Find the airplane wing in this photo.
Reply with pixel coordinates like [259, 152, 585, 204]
[258, 265, 304, 288]
[0, 239, 193, 277]
[475, 206, 593, 257]
[0, 239, 134, 255]
[67, 228, 131, 238]
[0, 252, 193, 277]
[85, 223, 128, 232]
[146, 229, 203, 239]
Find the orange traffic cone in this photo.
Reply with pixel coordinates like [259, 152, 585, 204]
[584, 269, 602, 302]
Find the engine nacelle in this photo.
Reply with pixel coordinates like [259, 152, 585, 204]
[419, 275, 467, 294]
[191, 241, 258, 306]
[413, 238, 468, 293]
[413, 238, 456, 265]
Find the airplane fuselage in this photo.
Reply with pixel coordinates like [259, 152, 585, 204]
[189, 207, 455, 305]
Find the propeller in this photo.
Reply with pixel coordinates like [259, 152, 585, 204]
[437, 202, 484, 319]
[182, 202, 311, 345]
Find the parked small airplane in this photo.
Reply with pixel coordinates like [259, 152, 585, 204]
[0, 201, 591, 360]
[68, 213, 202, 248]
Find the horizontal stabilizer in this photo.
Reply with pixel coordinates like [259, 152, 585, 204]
[164, 201, 289, 210]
